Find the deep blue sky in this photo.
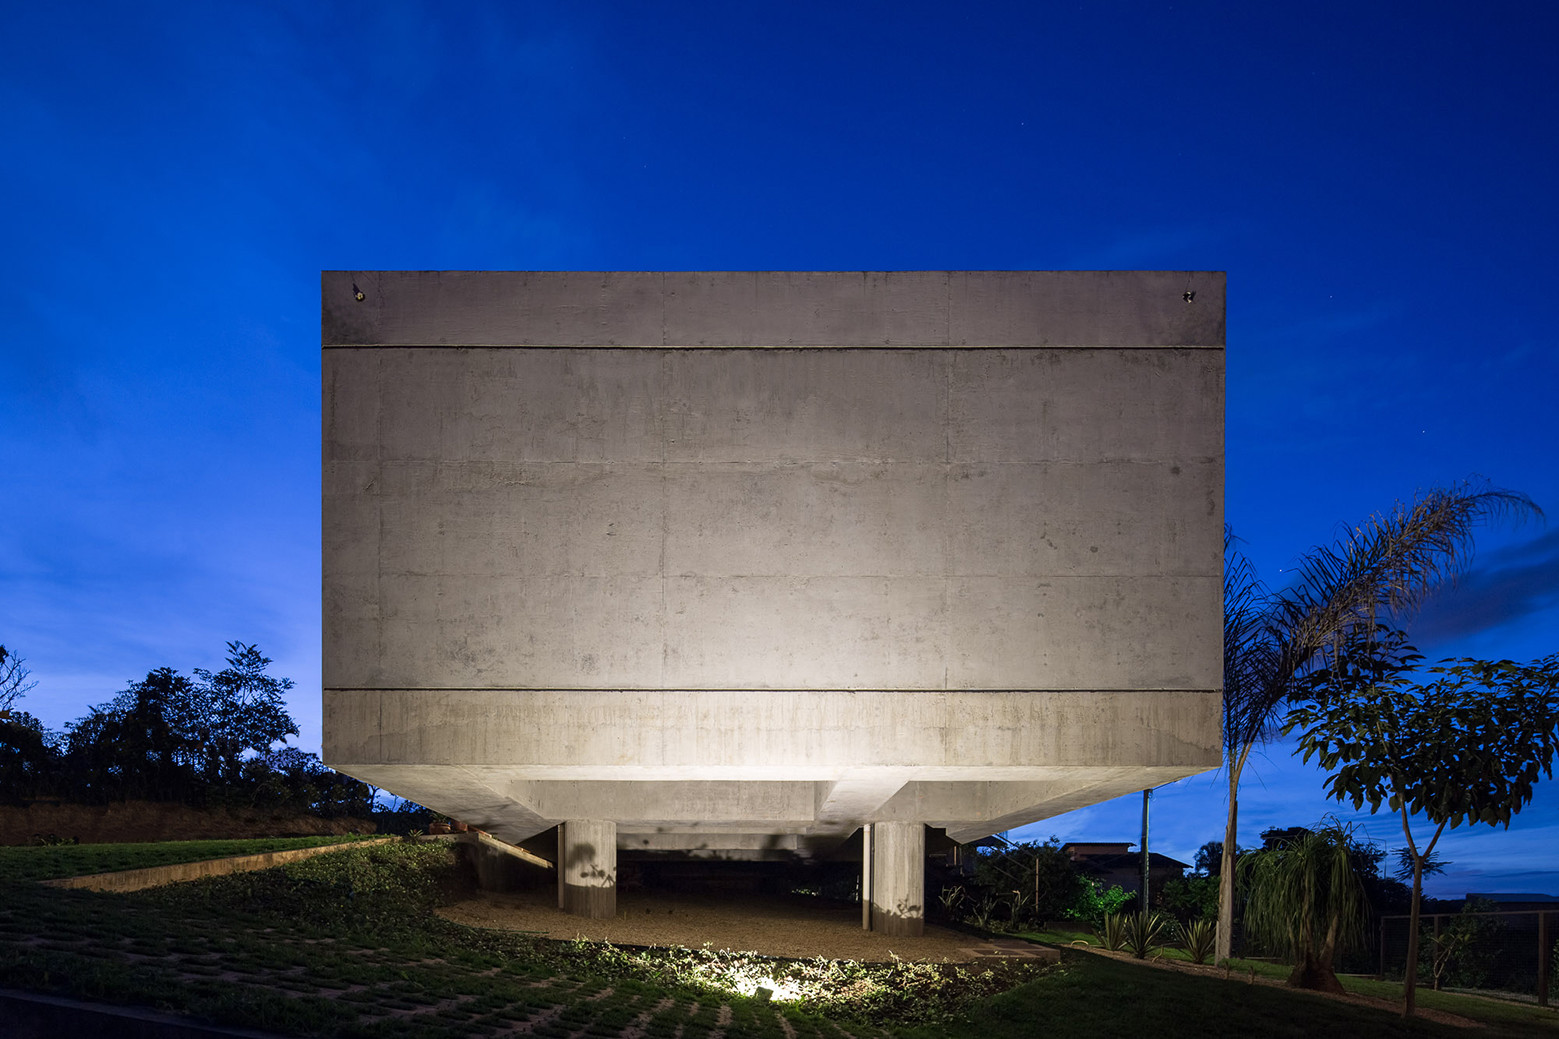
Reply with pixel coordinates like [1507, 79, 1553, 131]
[3, 2, 1556, 898]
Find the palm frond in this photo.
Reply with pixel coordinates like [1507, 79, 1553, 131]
[1275, 480, 1538, 663]
[1223, 527, 1300, 752]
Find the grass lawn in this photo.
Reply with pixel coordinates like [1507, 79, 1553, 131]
[1, 841, 1555, 1037]
[0, 834, 382, 884]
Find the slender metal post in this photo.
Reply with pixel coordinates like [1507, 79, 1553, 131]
[1140, 788, 1151, 909]
[1539, 911, 1551, 1007]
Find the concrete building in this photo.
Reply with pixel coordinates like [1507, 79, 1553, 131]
[322, 271, 1225, 935]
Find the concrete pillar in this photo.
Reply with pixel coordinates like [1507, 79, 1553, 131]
[559, 820, 617, 919]
[860, 824, 873, 930]
[868, 821, 924, 937]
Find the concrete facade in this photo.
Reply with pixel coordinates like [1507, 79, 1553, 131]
[322, 271, 1225, 927]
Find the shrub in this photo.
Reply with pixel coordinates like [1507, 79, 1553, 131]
[1065, 876, 1135, 930]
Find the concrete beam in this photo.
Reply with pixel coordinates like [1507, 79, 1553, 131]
[324, 690, 1221, 771]
[619, 833, 799, 852]
[816, 770, 908, 829]
[322, 271, 1226, 349]
[336, 763, 554, 845]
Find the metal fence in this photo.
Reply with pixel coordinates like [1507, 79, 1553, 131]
[1378, 910, 1557, 1006]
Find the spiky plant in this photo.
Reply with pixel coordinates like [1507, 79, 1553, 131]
[1123, 911, 1170, 959]
[1178, 918, 1217, 965]
[1098, 912, 1128, 952]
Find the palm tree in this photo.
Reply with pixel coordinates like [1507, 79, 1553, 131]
[1216, 529, 1297, 961]
[1239, 823, 1369, 991]
[1214, 480, 1537, 962]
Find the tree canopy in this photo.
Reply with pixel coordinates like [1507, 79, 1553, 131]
[1286, 627, 1559, 1015]
[0, 642, 371, 819]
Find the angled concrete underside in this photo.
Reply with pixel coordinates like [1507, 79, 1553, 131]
[322, 271, 1225, 863]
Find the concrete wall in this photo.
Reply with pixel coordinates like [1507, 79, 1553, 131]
[322, 271, 1224, 857]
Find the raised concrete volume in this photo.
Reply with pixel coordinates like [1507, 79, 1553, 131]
[322, 271, 1225, 928]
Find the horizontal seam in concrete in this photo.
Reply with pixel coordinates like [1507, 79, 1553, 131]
[39, 836, 397, 893]
[321, 687, 1223, 694]
[320, 343, 1227, 350]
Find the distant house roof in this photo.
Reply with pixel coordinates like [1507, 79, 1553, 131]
[1063, 841, 1189, 875]
[1064, 842, 1135, 858]
[1075, 851, 1190, 874]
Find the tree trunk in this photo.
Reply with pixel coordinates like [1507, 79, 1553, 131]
[1217, 752, 1244, 962]
[1287, 951, 1347, 993]
[1404, 855, 1422, 1017]
[1399, 812, 1446, 1019]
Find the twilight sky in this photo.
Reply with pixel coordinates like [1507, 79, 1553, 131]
[3, 2, 1556, 898]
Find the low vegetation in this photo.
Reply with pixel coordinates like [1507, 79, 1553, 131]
[3, 840, 1555, 1038]
[0, 834, 380, 884]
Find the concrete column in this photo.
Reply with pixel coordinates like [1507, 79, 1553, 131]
[860, 824, 873, 930]
[559, 820, 617, 919]
[869, 821, 924, 937]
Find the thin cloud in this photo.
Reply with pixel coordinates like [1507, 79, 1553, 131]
[1411, 528, 1559, 647]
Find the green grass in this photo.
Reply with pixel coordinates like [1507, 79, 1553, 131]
[1011, 926, 1559, 1038]
[0, 841, 1555, 1037]
[0, 834, 380, 883]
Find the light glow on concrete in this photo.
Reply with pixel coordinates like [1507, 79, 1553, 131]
[322, 271, 1225, 923]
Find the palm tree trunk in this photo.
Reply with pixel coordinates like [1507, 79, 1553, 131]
[1217, 743, 1250, 962]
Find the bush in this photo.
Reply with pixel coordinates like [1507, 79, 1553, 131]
[1160, 874, 1218, 923]
[1065, 876, 1135, 930]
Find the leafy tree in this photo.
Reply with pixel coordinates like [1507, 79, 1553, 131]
[1215, 481, 1535, 961]
[1193, 839, 1237, 876]
[1160, 873, 1219, 923]
[248, 746, 374, 817]
[79, 667, 204, 801]
[1423, 896, 1502, 992]
[969, 837, 1088, 927]
[1238, 822, 1369, 992]
[61, 643, 300, 805]
[0, 710, 56, 803]
[190, 642, 299, 785]
[1287, 628, 1559, 1017]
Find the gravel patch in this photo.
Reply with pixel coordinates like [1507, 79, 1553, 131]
[439, 887, 990, 962]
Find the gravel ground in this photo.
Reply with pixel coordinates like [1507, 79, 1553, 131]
[439, 885, 989, 962]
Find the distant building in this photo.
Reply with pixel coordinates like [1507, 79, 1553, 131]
[1064, 841, 1189, 904]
